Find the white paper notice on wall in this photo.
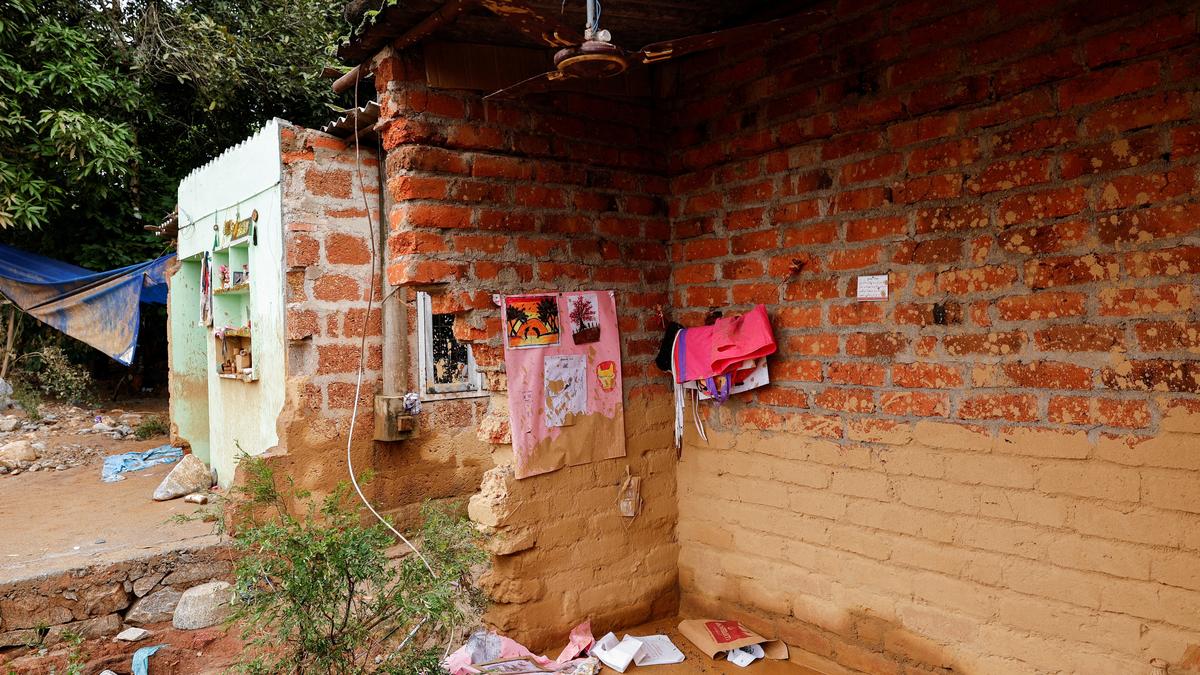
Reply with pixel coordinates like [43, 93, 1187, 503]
[856, 274, 889, 301]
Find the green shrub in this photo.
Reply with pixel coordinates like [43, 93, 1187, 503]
[228, 457, 487, 674]
[17, 346, 94, 405]
[9, 376, 41, 420]
[135, 415, 169, 439]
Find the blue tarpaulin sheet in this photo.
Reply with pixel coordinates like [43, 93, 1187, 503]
[0, 244, 173, 365]
[101, 445, 183, 482]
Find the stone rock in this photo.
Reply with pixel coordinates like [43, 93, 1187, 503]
[172, 581, 232, 630]
[92, 422, 113, 432]
[43, 614, 121, 645]
[77, 582, 130, 618]
[0, 440, 37, 468]
[161, 560, 228, 588]
[31, 441, 45, 453]
[152, 454, 212, 501]
[124, 588, 183, 625]
[115, 626, 150, 642]
[0, 418, 19, 432]
[132, 573, 164, 598]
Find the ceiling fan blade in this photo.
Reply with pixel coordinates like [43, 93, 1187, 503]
[478, 0, 584, 48]
[484, 70, 570, 100]
[633, 9, 828, 64]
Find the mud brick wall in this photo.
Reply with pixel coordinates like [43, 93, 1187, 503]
[276, 124, 491, 518]
[667, 1, 1200, 673]
[368, 49, 679, 648]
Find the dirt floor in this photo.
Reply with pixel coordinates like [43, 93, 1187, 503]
[615, 618, 826, 675]
[1, 616, 829, 675]
[0, 398, 216, 582]
[0, 622, 244, 674]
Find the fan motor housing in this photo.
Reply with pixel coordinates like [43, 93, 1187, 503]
[554, 40, 629, 78]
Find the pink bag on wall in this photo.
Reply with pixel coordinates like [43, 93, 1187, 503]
[711, 304, 776, 375]
[673, 304, 777, 384]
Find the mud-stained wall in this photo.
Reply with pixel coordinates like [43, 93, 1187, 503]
[368, 48, 679, 649]
[666, 1, 1200, 673]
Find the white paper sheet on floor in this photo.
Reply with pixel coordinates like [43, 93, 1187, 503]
[726, 643, 765, 667]
[592, 633, 684, 672]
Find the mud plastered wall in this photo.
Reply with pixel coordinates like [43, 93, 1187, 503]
[370, 49, 678, 649]
[667, 1, 1200, 673]
[274, 124, 492, 518]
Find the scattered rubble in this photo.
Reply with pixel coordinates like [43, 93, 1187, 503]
[0, 404, 164, 478]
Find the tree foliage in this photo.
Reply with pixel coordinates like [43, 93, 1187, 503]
[0, 0, 350, 270]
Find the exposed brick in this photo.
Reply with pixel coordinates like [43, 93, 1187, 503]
[1057, 60, 1160, 108]
[304, 168, 352, 199]
[325, 233, 372, 265]
[1025, 254, 1119, 289]
[936, 265, 1018, 294]
[915, 204, 988, 233]
[845, 332, 907, 357]
[828, 362, 887, 386]
[881, 391, 950, 417]
[312, 274, 361, 301]
[1102, 359, 1200, 393]
[1096, 398, 1152, 428]
[1035, 325, 1125, 352]
[1099, 284, 1194, 317]
[996, 293, 1088, 321]
[893, 362, 963, 388]
[944, 331, 1024, 356]
[815, 387, 876, 413]
[1098, 203, 1200, 245]
[958, 394, 1039, 421]
[1002, 361, 1093, 390]
[1136, 321, 1200, 352]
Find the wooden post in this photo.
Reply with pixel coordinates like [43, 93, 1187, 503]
[1, 306, 15, 380]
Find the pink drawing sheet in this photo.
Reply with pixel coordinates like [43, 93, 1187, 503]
[503, 291, 626, 479]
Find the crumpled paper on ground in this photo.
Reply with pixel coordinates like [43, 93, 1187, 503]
[445, 621, 595, 675]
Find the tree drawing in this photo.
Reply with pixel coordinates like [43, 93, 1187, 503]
[569, 296, 596, 332]
[536, 297, 560, 333]
[506, 305, 529, 337]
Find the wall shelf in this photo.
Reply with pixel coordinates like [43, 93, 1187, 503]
[213, 282, 249, 296]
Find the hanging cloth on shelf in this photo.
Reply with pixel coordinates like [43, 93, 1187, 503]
[711, 304, 776, 375]
[669, 305, 778, 449]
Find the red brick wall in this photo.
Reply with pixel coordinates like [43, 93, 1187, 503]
[370, 49, 680, 648]
[668, 1, 1200, 673]
[275, 124, 493, 518]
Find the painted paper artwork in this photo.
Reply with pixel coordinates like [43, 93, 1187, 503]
[503, 291, 626, 478]
[505, 295, 560, 349]
[544, 355, 586, 427]
[568, 293, 601, 344]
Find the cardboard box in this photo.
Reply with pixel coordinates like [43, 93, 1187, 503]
[677, 619, 788, 661]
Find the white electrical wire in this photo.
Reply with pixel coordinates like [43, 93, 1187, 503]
[346, 67, 436, 579]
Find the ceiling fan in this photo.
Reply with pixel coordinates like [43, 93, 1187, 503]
[480, 0, 827, 99]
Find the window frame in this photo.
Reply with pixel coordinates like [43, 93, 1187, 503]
[415, 291, 488, 401]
